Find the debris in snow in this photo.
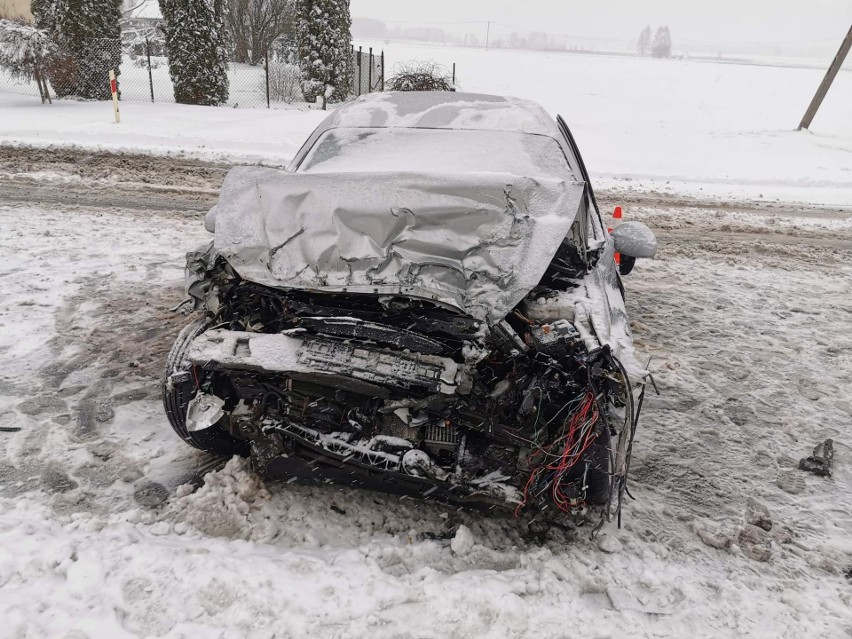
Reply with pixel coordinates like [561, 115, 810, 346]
[798, 439, 834, 477]
[597, 532, 623, 554]
[745, 497, 772, 531]
[450, 524, 475, 556]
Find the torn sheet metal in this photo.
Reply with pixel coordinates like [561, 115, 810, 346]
[213, 167, 584, 324]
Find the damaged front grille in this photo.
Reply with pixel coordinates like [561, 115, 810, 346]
[173, 270, 639, 525]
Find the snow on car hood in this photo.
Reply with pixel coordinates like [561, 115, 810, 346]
[213, 166, 584, 323]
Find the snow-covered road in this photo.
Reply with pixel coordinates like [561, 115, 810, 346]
[0, 160, 850, 638]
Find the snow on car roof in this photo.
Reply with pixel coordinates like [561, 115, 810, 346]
[322, 92, 560, 138]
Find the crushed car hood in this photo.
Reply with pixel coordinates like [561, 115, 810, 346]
[213, 167, 585, 323]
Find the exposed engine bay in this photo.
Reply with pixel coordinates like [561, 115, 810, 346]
[165, 245, 645, 527]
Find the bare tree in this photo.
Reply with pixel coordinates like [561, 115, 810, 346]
[637, 25, 651, 57]
[651, 26, 672, 58]
[224, 0, 294, 65]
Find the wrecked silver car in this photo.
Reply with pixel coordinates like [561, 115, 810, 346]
[163, 92, 656, 526]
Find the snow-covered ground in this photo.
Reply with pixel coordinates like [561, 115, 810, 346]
[1, 44, 851, 637]
[2, 44, 851, 204]
[0, 160, 850, 637]
[0, 93, 327, 165]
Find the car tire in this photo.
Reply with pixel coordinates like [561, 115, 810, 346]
[162, 317, 249, 457]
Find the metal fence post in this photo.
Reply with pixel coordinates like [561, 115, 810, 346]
[452, 62, 456, 87]
[146, 38, 154, 102]
[368, 47, 373, 93]
[265, 52, 271, 108]
[357, 46, 362, 96]
[380, 50, 384, 91]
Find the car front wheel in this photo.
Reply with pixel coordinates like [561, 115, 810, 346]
[162, 318, 249, 457]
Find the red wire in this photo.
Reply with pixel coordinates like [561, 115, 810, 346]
[515, 390, 601, 516]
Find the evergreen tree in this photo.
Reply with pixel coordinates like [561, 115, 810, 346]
[31, 0, 121, 99]
[637, 25, 651, 57]
[295, 0, 352, 107]
[159, 0, 230, 105]
[0, 18, 57, 102]
[651, 26, 672, 58]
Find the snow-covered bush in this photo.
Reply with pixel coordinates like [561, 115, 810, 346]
[387, 61, 454, 92]
[159, 0, 229, 106]
[265, 60, 301, 102]
[32, 0, 122, 100]
[295, 0, 352, 107]
[0, 18, 55, 81]
[0, 18, 56, 102]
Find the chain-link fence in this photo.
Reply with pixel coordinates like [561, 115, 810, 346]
[1, 33, 386, 110]
[352, 46, 384, 96]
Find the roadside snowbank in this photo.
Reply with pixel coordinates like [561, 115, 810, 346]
[0, 95, 327, 165]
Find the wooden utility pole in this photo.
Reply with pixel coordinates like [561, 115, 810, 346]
[798, 25, 852, 130]
[485, 21, 491, 51]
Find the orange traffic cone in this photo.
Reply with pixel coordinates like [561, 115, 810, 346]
[611, 206, 623, 265]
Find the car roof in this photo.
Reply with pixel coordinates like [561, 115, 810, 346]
[320, 91, 560, 137]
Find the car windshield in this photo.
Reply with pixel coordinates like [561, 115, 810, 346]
[299, 127, 571, 179]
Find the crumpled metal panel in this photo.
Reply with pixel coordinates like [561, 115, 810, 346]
[213, 167, 585, 323]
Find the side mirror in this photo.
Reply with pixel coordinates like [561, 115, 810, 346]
[611, 221, 657, 259]
[204, 205, 218, 233]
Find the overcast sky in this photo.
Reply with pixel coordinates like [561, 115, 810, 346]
[351, 0, 852, 55]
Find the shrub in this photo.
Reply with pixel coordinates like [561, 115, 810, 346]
[265, 60, 301, 102]
[386, 61, 454, 92]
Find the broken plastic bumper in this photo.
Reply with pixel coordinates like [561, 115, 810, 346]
[186, 329, 463, 395]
